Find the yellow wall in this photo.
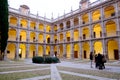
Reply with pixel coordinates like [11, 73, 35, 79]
[21, 19, 28, 28]
[82, 27, 89, 39]
[39, 24, 44, 31]
[46, 46, 50, 55]
[82, 42, 90, 58]
[10, 17, 17, 26]
[106, 21, 116, 36]
[93, 24, 102, 38]
[92, 10, 100, 21]
[38, 34, 43, 43]
[29, 45, 35, 58]
[19, 44, 26, 59]
[30, 32, 36, 42]
[38, 45, 43, 56]
[104, 6, 115, 18]
[60, 45, 63, 58]
[82, 14, 89, 23]
[7, 44, 15, 59]
[94, 41, 103, 54]
[8, 29, 16, 41]
[30, 21, 36, 29]
[66, 44, 71, 58]
[108, 40, 118, 60]
[74, 30, 79, 41]
[20, 30, 26, 41]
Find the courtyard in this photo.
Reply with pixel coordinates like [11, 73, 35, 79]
[0, 59, 120, 80]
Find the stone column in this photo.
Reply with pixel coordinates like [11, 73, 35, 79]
[63, 32, 66, 42]
[89, 12, 92, 23]
[78, 16, 82, 25]
[71, 43, 74, 59]
[43, 45, 46, 55]
[118, 38, 120, 60]
[90, 41, 93, 53]
[26, 44, 29, 58]
[79, 42, 82, 60]
[15, 43, 19, 60]
[57, 45, 60, 57]
[63, 44, 66, 58]
[70, 30, 74, 42]
[102, 39, 108, 60]
[70, 18, 74, 28]
[50, 46, 54, 56]
[4, 46, 8, 60]
[57, 33, 60, 43]
[36, 22, 39, 31]
[79, 27, 82, 40]
[63, 21, 66, 30]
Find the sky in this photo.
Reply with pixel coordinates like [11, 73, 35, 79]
[9, 0, 97, 19]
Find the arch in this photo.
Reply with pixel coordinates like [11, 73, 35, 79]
[7, 43, 16, 59]
[8, 29, 16, 41]
[30, 21, 36, 30]
[82, 42, 90, 59]
[94, 41, 103, 54]
[92, 9, 101, 21]
[54, 34, 57, 43]
[66, 44, 71, 58]
[66, 20, 70, 28]
[29, 44, 36, 58]
[46, 25, 51, 32]
[54, 25, 58, 32]
[38, 45, 43, 56]
[19, 44, 26, 59]
[107, 40, 119, 60]
[105, 20, 116, 37]
[82, 27, 90, 39]
[46, 46, 50, 55]
[93, 24, 102, 38]
[104, 5, 115, 18]
[54, 46, 57, 56]
[60, 33, 63, 42]
[74, 29, 79, 41]
[60, 23, 63, 30]
[46, 34, 50, 43]
[20, 19, 28, 28]
[74, 17, 79, 26]
[20, 30, 27, 41]
[30, 32, 36, 42]
[10, 16, 17, 26]
[74, 43, 80, 58]
[59, 45, 63, 58]
[66, 31, 70, 41]
[38, 33, 43, 43]
[82, 13, 89, 24]
[39, 23, 44, 31]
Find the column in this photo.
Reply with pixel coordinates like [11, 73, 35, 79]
[15, 43, 19, 60]
[36, 44, 38, 56]
[63, 21, 66, 30]
[57, 45, 60, 57]
[43, 45, 46, 55]
[57, 33, 60, 43]
[70, 18, 74, 28]
[90, 41, 93, 53]
[63, 44, 66, 58]
[70, 30, 74, 41]
[63, 32, 66, 42]
[71, 43, 74, 59]
[26, 44, 29, 58]
[79, 42, 82, 59]
[50, 46, 54, 56]
[100, 7, 104, 20]
[78, 16, 82, 26]
[36, 22, 39, 31]
[118, 38, 120, 60]
[4, 46, 8, 60]
[79, 27, 82, 40]
[89, 12, 92, 23]
[102, 39, 108, 60]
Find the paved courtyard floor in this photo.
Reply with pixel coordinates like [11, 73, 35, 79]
[0, 59, 120, 80]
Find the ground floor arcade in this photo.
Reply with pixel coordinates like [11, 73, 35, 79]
[6, 38, 120, 60]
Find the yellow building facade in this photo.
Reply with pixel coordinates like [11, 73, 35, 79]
[6, 0, 120, 60]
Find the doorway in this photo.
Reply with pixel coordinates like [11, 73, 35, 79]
[84, 50, 87, 59]
[114, 49, 119, 60]
[74, 51, 78, 58]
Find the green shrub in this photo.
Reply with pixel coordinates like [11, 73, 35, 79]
[44, 57, 52, 63]
[52, 57, 60, 63]
[32, 56, 44, 63]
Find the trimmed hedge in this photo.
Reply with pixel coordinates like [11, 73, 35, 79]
[32, 56, 60, 64]
[32, 56, 44, 63]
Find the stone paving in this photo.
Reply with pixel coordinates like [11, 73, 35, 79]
[0, 59, 120, 80]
